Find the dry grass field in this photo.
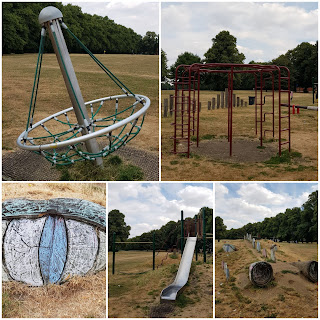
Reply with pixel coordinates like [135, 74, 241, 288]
[108, 251, 213, 318]
[162, 90, 317, 181]
[2, 182, 106, 206]
[215, 239, 318, 318]
[2, 183, 106, 318]
[2, 53, 159, 180]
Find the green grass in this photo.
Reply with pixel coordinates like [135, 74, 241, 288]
[170, 160, 179, 165]
[265, 150, 302, 165]
[201, 134, 215, 140]
[169, 253, 178, 259]
[175, 293, 195, 308]
[2, 292, 16, 318]
[231, 285, 251, 304]
[59, 155, 144, 181]
[281, 270, 297, 275]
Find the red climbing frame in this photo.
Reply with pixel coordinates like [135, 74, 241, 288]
[172, 63, 291, 158]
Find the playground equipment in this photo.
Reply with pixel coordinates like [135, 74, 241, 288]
[2, 198, 106, 286]
[160, 208, 211, 301]
[17, 6, 150, 166]
[172, 63, 291, 157]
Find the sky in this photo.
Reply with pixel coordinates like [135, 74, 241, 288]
[62, 1, 159, 35]
[108, 183, 213, 237]
[162, 2, 318, 66]
[215, 183, 318, 230]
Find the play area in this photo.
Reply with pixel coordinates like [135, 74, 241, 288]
[215, 238, 318, 318]
[161, 63, 317, 181]
[108, 209, 213, 318]
[2, 6, 159, 181]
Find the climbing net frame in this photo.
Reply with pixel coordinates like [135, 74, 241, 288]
[172, 63, 291, 158]
[17, 19, 150, 165]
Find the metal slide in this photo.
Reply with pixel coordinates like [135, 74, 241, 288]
[160, 236, 197, 301]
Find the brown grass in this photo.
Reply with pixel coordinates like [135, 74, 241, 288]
[2, 182, 106, 206]
[3, 271, 106, 318]
[162, 90, 317, 181]
[215, 239, 318, 318]
[108, 251, 213, 318]
[3, 53, 159, 154]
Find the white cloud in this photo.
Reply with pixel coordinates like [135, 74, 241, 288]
[162, 2, 318, 66]
[215, 183, 317, 229]
[109, 183, 213, 237]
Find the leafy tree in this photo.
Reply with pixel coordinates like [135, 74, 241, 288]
[108, 209, 131, 251]
[161, 49, 168, 81]
[140, 31, 159, 55]
[170, 51, 201, 78]
[215, 216, 226, 241]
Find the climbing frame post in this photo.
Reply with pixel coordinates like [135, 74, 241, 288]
[203, 208, 206, 263]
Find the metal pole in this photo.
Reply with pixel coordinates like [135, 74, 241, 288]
[152, 231, 155, 270]
[195, 214, 198, 261]
[112, 232, 116, 275]
[181, 210, 184, 256]
[312, 77, 314, 104]
[203, 208, 206, 263]
[260, 71, 263, 147]
[39, 7, 103, 167]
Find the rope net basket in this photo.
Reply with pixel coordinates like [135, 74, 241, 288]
[17, 7, 150, 166]
[249, 261, 273, 287]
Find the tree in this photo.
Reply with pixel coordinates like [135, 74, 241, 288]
[140, 31, 159, 55]
[203, 31, 245, 90]
[161, 49, 168, 81]
[108, 209, 131, 251]
[215, 216, 227, 241]
[170, 51, 201, 78]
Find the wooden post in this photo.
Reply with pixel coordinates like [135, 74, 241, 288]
[221, 92, 224, 108]
[217, 94, 220, 109]
[237, 96, 240, 107]
[169, 94, 174, 116]
[163, 98, 168, 117]
[207, 101, 211, 110]
[225, 88, 228, 108]
[212, 98, 216, 110]
[233, 94, 236, 107]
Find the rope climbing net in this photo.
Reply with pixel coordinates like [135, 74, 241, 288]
[17, 19, 150, 166]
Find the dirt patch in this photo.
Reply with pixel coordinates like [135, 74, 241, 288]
[216, 239, 318, 318]
[189, 138, 276, 163]
[149, 303, 175, 318]
[2, 145, 158, 181]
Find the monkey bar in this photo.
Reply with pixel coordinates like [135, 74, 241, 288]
[172, 63, 291, 158]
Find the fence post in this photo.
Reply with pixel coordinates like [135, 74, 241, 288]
[112, 232, 116, 275]
[212, 97, 216, 110]
[203, 208, 206, 263]
[221, 92, 224, 108]
[164, 98, 168, 117]
[153, 231, 155, 270]
[233, 94, 236, 107]
[169, 94, 174, 116]
[244, 101, 248, 107]
[217, 94, 220, 109]
[225, 88, 228, 108]
[208, 101, 211, 110]
[181, 210, 184, 256]
[237, 96, 240, 107]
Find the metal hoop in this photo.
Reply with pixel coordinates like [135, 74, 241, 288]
[17, 94, 150, 151]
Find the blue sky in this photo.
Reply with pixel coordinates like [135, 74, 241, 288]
[63, 1, 159, 35]
[109, 183, 213, 237]
[162, 2, 318, 66]
[216, 183, 318, 229]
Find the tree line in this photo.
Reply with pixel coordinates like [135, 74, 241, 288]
[3, 2, 158, 55]
[162, 30, 318, 91]
[215, 190, 318, 243]
[108, 207, 213, 252]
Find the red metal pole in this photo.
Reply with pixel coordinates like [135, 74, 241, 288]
[187, 67, 191, 158]
[255, 73, 257, 135]
[230, 67, 234, 156]
[173, 67, 178, 153]
[228, 72, 230, 142]
[197, 71, 200, 147]
[278, 69, 281, 156]
[260, 71, 263, 147]
[272, 72, 275, 138]
[287, 69, 291, 152]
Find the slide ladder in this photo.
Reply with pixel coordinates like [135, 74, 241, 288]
[160, 236, 197, 301]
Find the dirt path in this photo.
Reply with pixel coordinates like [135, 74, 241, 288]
[215, 240, 318, 318]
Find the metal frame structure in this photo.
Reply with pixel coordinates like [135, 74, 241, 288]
[172, 63, 291, 158]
